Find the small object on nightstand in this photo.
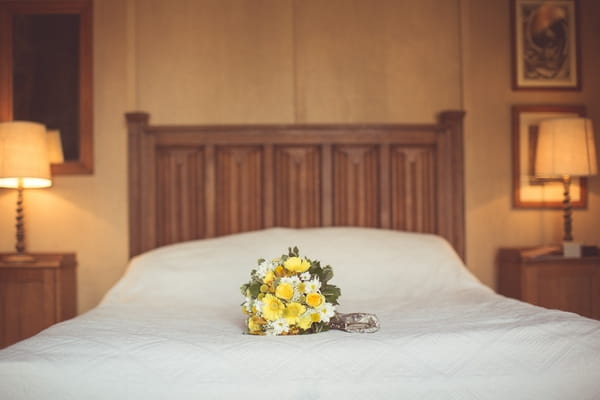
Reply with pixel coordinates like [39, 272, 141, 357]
[0, 253, 77, 348]
[497, 248, 600, 320]
[563, 241, 582, 258]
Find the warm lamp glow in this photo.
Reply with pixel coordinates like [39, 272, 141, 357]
[535, 117, 598, 245]
[47, 129, 65, 164]
[535, 118, 597, 178]
[0, 121, 53, 259]
[0, 121, 52, 188]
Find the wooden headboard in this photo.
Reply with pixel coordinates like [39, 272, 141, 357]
[125, 111, 466, 260]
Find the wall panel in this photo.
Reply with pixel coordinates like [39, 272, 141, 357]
[332, 145, 379, 227]
[294, 0, 462, 123]
[215, 146, 263, 235]
[135, 0, 295, 124]
[274, 146, 321, 227]
[156, 148, 204, 246]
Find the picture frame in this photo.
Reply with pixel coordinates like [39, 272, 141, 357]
[511, 0, 581, 90]
[512, 104, 587, 208]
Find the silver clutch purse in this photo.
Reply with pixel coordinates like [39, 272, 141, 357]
[329, 312, 380, 333]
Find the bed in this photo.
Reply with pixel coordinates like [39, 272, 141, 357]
[1, 112, 599, 399]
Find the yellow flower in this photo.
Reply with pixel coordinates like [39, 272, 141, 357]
[298, 313, 313, 330]
[284, 257, 310, 273]
[283, 303, 306, 325]
[310, 313, 321, 323]
[248, 316, 265, 333]
[263, 270, 274, 284]
[262, 294, 285, 321]
[275, 282, 294, 301]
[306, 292, 324, 308]
[274, 265, 286, 277]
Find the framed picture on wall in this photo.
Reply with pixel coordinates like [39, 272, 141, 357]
[511, 0, 581, 90]
[512, 104, 587, 208]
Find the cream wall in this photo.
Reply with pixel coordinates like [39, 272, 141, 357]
[461, 0, 600, 285]
[0, 0, 598, 313]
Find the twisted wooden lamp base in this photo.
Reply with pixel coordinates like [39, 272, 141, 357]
[3, 187, 36, 263]
[562, 175, 573, 242]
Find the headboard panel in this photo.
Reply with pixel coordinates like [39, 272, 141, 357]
[126, 112, 465, 260]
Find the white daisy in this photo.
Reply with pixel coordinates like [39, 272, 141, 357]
[299, 272, 311, 281]
[256, 260, 275, 279]
[268, 318, 289, 335]
[243, 297, 252, 313]
[280, 276, 301, 286]
[316, 302, 336, 323]
[253, 300, 263, 316]
[304, 278, 321, 294]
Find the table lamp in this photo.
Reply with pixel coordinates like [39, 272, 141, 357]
[535, 117, 598, 257]
[0, 121, 53, 262]
[47, 130, 65, 164]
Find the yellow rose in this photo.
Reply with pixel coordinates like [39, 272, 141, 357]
[284, 257, 310, 273]
[274, 265, 286, 277]
[298, 314, 313, 330]
[263, 270, 274, 284]
[283, 303, 306, 325]
[306, 292, 323, 308]
[262, 294, 285, 321]
[275, 282, 294, 300]
[247, 316, 264, 333]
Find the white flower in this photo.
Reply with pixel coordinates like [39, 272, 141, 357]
[256, 260, 275, 279]
[299, 272, 311, 281]
[268, 318, 289, 335]
[253, 300, 263, 316]
[243, 297, 252, 313]
[304, 278, 321, 294]
[316, 302, 336, 323]
[280, 276, 301, 286]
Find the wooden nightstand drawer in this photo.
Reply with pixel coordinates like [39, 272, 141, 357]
[0, 253, 77, 348]
[497, 248, 600, 320]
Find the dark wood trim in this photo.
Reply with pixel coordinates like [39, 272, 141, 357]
[0, 0, 93, 174]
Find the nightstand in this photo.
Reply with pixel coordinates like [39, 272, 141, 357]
[0, 253, 77, 348]
[497, 248, 600, 320]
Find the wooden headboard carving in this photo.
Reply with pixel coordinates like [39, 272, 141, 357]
[126, 112, 466, 260]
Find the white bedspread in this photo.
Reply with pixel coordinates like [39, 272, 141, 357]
[1, 228, 599, 399]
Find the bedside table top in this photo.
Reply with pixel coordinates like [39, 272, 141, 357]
[0, 253, 76, 269]
[498, 247, 600, 264]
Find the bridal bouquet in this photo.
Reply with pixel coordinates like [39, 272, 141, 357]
[240, 247, 341, 335]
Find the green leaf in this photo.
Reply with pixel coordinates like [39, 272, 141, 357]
[240, 283, 250, 296]
[247, 281, 261, 298]
[287, 246, 300, 257]
[320, 265, 334, 283]
[321, 284, 341, 305]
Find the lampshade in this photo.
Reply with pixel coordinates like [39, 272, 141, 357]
[0, 121, 52, 188]
[47, 130, 65, 164]
[535, 117, 598, 178]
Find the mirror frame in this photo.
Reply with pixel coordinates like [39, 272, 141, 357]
[0, 0, 93, 174]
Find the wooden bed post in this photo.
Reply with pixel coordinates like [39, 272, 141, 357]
[126, 112, 151, 258]
[437, 110, 466, 261]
